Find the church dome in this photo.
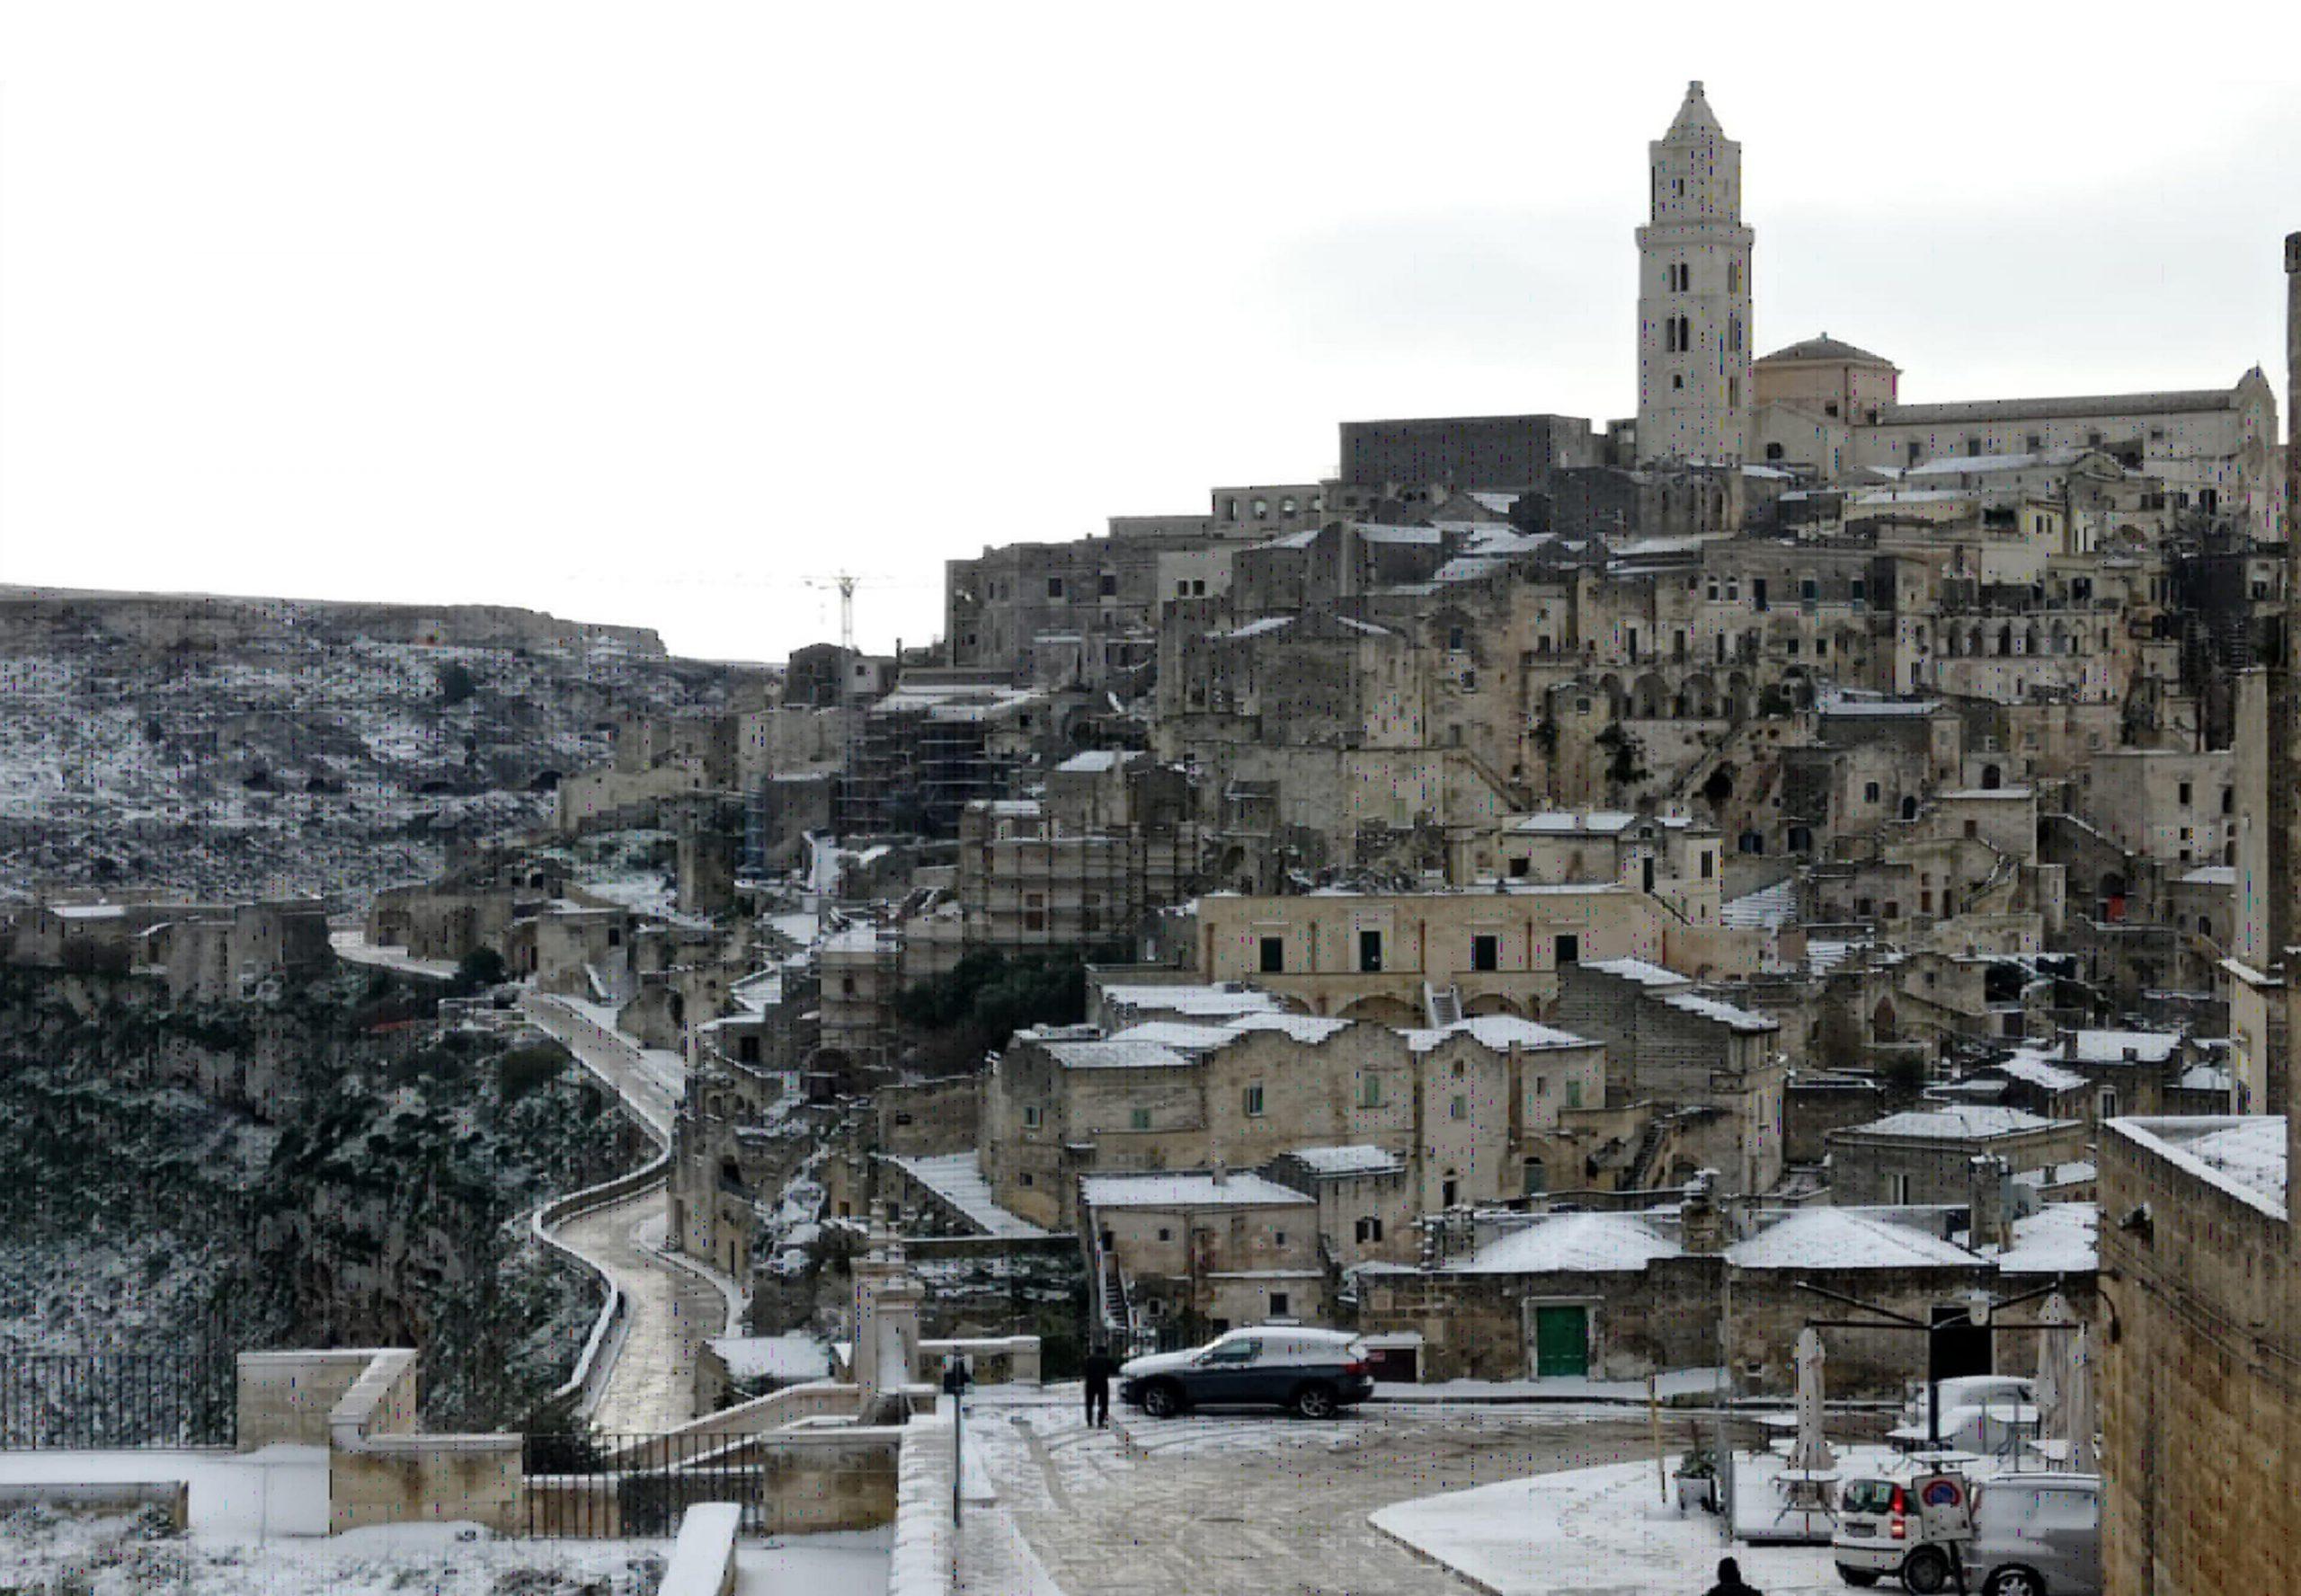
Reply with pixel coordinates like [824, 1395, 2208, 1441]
[1756, 333, 1897, 368]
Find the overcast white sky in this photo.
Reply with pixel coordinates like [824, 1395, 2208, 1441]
[2, 3, 2298, 661]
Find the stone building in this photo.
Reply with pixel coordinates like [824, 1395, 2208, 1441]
[1552, 958, 1786, 1193]
[1825, 1104, 2084, 1206]
[982, 1010, 1609, 1236]
[1081, 1169, 1324, 1336]
[1191, 883, 1761, 1021]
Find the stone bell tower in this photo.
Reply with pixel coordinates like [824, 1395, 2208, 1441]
[1636, 82, 1754, 466]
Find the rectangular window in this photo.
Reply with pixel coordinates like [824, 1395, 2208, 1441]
[1022, 1105, 1043, 1129]
[2179, 782, 2193, 806]
[1700, 851, 1713, 879]
[1269, 1292, 1290, 1317]
[1450, 1094, 1468, 1122]
[1359, 930, 1383, 973]
[1865, 781, 1881, 802]
[1471, 934, 1499, 972]
[1047, 577, 1064, 598]
[1553, 934, 1579, 966]
[1355, 1217, 1383, 1243]
[1565, 1079, 1584, 1109]
[1359, 1075, 1382, 1109]
[1508, 857, 1530, 878]
[1130, 1108, 1150, 1130]
[1244, 1084, 1266, 1118]
[1259, 935, 1284, 974]
[1890, 1173, 1911, 1204]
[1098, 572, 1116, 597]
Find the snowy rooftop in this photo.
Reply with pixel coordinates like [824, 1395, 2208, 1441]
[1728, 1209, 1979, 1271]
[1994, 1203, 2099, 1275]
[1580, 956, 1692, 989]
[2181, 864, 2237, 886]
[2180, 1064, 2234, 1093]
[1080, 1171, 1312, 1210]
[883, 1151, 1051, 1238]
[1938, 786, 2034, 801]
[2115, 1116, 2288, 1218]
[1452, 1213, 1683, 1275]
[1994, 1054, 2088, 1094]
[1817, 690, 1942, 718]
[1842, 1105, 2072, 1141]
[708, 1331, 834, 1384]
[2067, 1029, 2181, 1065]
[1904, 447, 2091, 477]
[1402, 1015, 1594, 1054]
[1353, 522, 1445, 545]
[1224, 616, 1294, 641]
[1722, 879, 1799, 930]
[1657, 991, 1777, 1033]
[1509, 810, 1699, 836]
[1102, 983, 1287, 1019]
[1054, 749, 1130, 772]
[1286, 1144, 1408, 1177]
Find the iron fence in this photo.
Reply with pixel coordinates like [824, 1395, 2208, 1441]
[0, 1353, 236, 1450]
[522, 1432, 772, 1538]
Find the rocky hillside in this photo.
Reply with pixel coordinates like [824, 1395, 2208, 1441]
[0, 964, 647, 1429]
[0, 587, 764, 905]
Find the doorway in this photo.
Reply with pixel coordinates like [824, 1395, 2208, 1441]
[1529, 1303, 1592, 1378]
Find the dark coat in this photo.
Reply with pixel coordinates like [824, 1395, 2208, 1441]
[1081, 1352, 1120, 1388]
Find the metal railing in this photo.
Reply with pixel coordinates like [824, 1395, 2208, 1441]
[521, 1432, 775, 1538]
[0, 1353, 235, 1450]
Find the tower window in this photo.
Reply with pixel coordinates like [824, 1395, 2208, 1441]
[1674, 375, 1684, 391]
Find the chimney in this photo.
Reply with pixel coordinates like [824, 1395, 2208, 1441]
[1968, 1153, 2012, 1253]
[1679, 1168, 1728, 1254]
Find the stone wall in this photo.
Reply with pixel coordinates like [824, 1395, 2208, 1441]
[2101, 1120, 2299, 1596]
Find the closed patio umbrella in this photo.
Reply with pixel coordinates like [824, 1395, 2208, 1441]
[1790, 1326, 1835, 1473]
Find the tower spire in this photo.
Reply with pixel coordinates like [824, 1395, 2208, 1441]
[1635, 81, 1753, 466]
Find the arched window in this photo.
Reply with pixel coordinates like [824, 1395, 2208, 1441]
[1981, 764, 2003, 790]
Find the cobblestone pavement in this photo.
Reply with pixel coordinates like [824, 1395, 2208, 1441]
[960, 1389, 1677, 1596]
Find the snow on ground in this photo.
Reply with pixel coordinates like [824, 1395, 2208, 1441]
[737, 1529, 892, 1596]
[1372, 1458, 1845, 1595]
[1371, 1369, 1727, 1405]
[887, 1152, 1052, 1239]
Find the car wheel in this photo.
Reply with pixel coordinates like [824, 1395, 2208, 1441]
[1984, 1569, 2045, 1596]
[1290, 1382, 1338, 1420]
[1141, 1381, 1186, 1419]
[1901, 1547, 1951, 1594]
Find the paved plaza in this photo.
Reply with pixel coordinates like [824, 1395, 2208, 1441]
[958, 1389, 1678, 1596]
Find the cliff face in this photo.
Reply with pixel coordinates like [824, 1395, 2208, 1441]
[0, 966, 645, 1429]
[0, 587, 767, 905]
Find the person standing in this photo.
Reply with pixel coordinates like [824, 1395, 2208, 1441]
[1081, 1343, 1119, 1429]
[1701, 1556, 1762, 1596]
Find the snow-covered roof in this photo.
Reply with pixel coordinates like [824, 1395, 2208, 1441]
[1228, 1012, 1355, 1043]
[1040, 1031, 1209, 1070]
[1102, 983, 1285, 1020]
[1817, 690, 1942, 718]
[2067, 1029, 2180, 1065]
[1352, 522, 1445, 545]
[1994, 1054, 2088, 1094]
[1055, 749, 1132, 773]
[1081, 1171, 1312, 1210]
[1402, 1015, 1594, 1054]
[884, 1152, 1051, 1239]
[1509, 810, 1698, 837]
[1580, 957, 1692, 989]
[1657, 992, 1778, 1033]
[1286, 1145, 1408, 1178]
[1452, 1213, 1683, 1275]
[1904, 448, 2090, 478]
[1938, 787, 2034, 802]
[1224, 616, 1294, 641]
[1841, 1105, 2071, 1142]
[2180, 1064, 2233, 1093]
[1995, 1203, 2098, 1275]
[2169, 1117, 2287, 1212]
[2180, 865, 2237, 887]
[1728, 1209, 1979, 1271]
[1722, 879, 1799, 931]
[708, 1332, 835, 1384]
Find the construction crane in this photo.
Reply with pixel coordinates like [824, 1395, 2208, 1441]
[798, 572, 892, 835]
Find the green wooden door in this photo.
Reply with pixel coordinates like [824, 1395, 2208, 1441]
[1533, 1306, 1589, 1377]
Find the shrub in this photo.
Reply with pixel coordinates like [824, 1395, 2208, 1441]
[438, 661, 478, 705]
[498, 1044, 568, 1102]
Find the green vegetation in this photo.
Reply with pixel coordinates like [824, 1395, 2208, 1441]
[452, 947, 508, 995]
[892, 946, 1122, 1070]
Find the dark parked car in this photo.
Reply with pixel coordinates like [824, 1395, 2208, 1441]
[1117, 1326, 1376, 1419]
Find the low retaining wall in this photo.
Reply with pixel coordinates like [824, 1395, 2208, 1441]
[527, 1427, 901, 1538]
[0, 1480, 189, 1530]
[667, 1379, 862, 1440]
[237, 1350, 395, 1450]
[662, 1502, 742, 1596]
[889, 1414, 955, 1596]
[920, 1337, 1042, 1386]
[324, 1349, 522, 1535]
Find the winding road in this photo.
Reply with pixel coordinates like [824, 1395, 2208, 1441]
[522, 991, 741, 1433]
